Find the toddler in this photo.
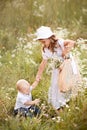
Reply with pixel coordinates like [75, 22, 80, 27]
[14, 79, 40, 117]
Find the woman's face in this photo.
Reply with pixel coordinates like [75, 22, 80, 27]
[39, 39, 50, 48]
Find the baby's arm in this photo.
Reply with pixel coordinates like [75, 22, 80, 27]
[24, 99, 40, 106]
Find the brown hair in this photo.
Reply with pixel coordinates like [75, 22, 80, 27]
[43, 35, 58, 53]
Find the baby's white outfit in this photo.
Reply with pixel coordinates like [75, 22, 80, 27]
[14, 86, 33, 110]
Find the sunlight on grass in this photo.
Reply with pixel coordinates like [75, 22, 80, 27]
[0, 29, 87, 130]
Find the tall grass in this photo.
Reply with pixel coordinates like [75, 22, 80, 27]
[0, 0, 86, 51]
[0, 29, 87, 130]
[0, 0, 86, 29]
[0, 1, 86, 129]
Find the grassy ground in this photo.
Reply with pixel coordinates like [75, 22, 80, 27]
[0, 29, 87, 130]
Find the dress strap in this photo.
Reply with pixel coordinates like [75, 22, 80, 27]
[57, 39, 64, 50]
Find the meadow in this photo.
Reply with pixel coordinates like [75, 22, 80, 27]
[0, 28, 87, 130]
[0, 0, 87, 129]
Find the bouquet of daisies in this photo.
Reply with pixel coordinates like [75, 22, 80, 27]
[46, 55, 63, 74]
[52, 56, 63, 68]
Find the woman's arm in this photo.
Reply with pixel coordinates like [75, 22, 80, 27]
[36, 59, 48, 81]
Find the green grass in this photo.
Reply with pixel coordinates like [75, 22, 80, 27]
[0, 30, 87, 130]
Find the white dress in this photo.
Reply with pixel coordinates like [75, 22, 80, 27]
[42, 39, 71, 109]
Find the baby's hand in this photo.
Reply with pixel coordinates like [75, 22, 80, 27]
[34, 99, 40, 105]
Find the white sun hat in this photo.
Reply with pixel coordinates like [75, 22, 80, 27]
[34, 26, 54, 40]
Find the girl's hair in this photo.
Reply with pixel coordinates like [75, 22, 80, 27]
[43, 35, 58, 52]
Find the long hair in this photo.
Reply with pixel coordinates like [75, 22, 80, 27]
[43, 35, 58, 52]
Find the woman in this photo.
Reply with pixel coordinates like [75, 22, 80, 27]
[34, 26, 78, 110]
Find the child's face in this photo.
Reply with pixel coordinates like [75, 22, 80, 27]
[39, 39, 50, 48]
[17, 79, 30, 95]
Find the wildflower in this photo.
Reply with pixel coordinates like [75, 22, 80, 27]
[73, 123, 77, 127]
[25, 50, 32, 55]
[77, 38, 87, 44]
[68, 109, 71, 112]
[9, 61, 12, 64]
[55, 28, 70, 38]
[57, 116, 61, 120]
[66, 99, 70, 103]
[59, 100, 66, 106]
[51, 55, 63, 68]
[75, 107, 80, 110]
[5, 118, 8, 121]
[47, 55, 63, 74]
[11, 54, 15, 58]
[9, 88, 15, 91]
[18, 37, 23, 42]
[24, 43, 32, 49]
[52, 117, 56, 120]
[65, 104, 69, 108]
[56, 116, 61, 123]
[41, 103, 46, 110]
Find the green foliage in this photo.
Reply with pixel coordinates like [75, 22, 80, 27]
[0, 0, 86, 29]
[0, 0, 86, 50]
[0, 0, 87, 129]
[0, 29, 87, 130]
[0, 29, 18, 50]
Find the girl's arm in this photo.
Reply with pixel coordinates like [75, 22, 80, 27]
[36, 59, 48, 81]
[30, 59, 47, 90]
[62, 39, 75, 57]
[31, 80, 39, 90]
[64, 39, 75, 48]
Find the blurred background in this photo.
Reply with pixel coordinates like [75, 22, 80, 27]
[0, 0, 87, 50]
[0, 1, 87, 130]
